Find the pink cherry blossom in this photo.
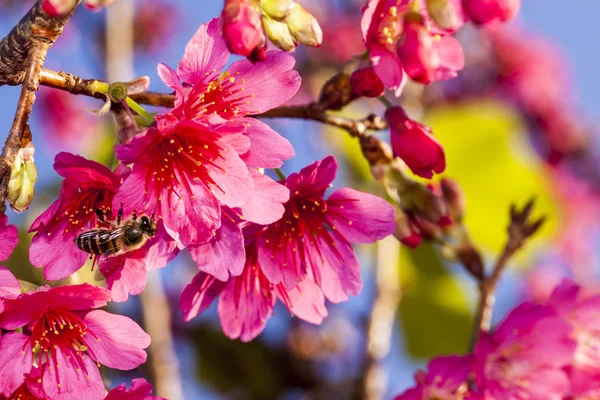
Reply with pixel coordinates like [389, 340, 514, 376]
[29, 153, 129, 281]
[115, 18, 298, 248]
[0, 214, 18, 262]
[473, 302, 575, 400]
[463, 0, 520, 25]
[180, 238, 327, 342]
[385, 107, 446, 179]
[394, 355, 473, 400]
[256, 156, 397, 303]
[0, 279, 150, 400]
[221, 0, 266, 61]
[105, 378, 165, 400]
[98, 221, 180, 302]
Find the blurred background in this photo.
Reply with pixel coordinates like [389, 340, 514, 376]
[1, 0, 599, 398]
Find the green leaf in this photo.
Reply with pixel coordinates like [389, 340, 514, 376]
[399, 243, 473, 358]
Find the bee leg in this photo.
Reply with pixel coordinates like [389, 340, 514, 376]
[117, 203, 124, 226]
[132, 210, 137, 221]
[94, 208, 117, 229]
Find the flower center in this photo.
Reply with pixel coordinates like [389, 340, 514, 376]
[55, 188, 113, 235]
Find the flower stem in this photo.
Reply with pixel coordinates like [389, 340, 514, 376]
[274, 168, 286, 180]
[378, 96, 394, 108]
[125, 97, 154, 124]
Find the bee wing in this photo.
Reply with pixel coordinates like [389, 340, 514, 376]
[97, 227, 128, 256]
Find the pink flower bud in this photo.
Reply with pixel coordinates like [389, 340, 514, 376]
[350, 67, 385, 98]
[221, 0, 266, 58]
[84, 0, 115, 11]
[41, 0, 77, 16]
[385, 106, 445, 179]
[463, 0, 520, 25]
[426, 0, 466, 32]
[396, 13, 464, 84]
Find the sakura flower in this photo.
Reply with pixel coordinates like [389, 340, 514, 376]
[473, 302, 575, 400]
[463, 0, 520, 25]
[545, 279, 600, 397]
[181, 238, 327, 342]
[396, 13, 465, 85]
[0, 280, 150, 400]
[395, 355, 472, 400]
[0, 214, 18, 262]
[29, 153, 129, 281]
[105, 378, 165, 400]
[256, 156, 397, 303]
[158, 18, 298, 168]
[98, 221, 180, 302]
[385, 107, 446, 178]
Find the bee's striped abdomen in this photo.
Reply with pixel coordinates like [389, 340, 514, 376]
[75, 229, 120, 255]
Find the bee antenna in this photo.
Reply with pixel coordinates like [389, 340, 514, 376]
[151, 202, 158, 220]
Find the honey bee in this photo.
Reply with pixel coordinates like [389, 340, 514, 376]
[74, 205, 157, 257]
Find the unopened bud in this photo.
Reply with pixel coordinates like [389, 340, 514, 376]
[457, 244, 484, 280]
[261, 0, 294, 20]
[41, 0, 77, 16]
[222, 0, 266, 58]
[263, 16, 297, 52]
[84, 0, 115, 11]
[318, 73, 356, 110]
[350, 67, 385, 98]
[8, 143, 37, 213]
[426, 0, 465, 31]
[285, 3, 322, 47]
[440, 178, 465, 221]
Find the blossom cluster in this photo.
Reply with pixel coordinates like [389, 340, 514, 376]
[395, 279, 600, 399]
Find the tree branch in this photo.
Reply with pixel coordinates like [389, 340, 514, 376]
[0, 1, 80, 86]
[472, 199, 546, 338]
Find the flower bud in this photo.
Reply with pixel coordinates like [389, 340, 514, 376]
[285, 3, 323, 47]
[426, 0, 466, 32]
[221, 0, 266, 58]
[84, 0, 115, 11]
[263, 16, 297, 52]
[318, 73, 356, 110]
[463, 0, 520, 25]
[385, 106, 445, 179]
[350, 67, 385, 98]
[261, 0, 294, 20]
[8, 143, 37, 213]
[440, 178, 465, 221]
[41, 0, 77, 16]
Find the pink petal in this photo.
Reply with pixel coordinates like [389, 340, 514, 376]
[326, 188, 396, 243]
[42, 352, 105, 400]
[360, 0, 379, 43]
[256, 231, 303, 288]
[53, 152, 117, 187]
[82, 310, 150, 370]
[434, 35, 465, 81]
[309, 235, 362, 303]
[29, 221, 88, 281]
[0, 266, 21, 298]
[177, 18, 229, 85]
[370, 44, 406, 96]
[188, 214, 245, 281]
[28, 192, 62, 232]
[225, 51, 301, 115]
[180, 272, 227, 322]
[287, 155, 338, 196]
[24, 366, 46, 399]
[106, 378, 165, 400]
[278, 278, 328, 324]
[218, 130, 251, 156]
[237, 170, 290, 225]
[0, 215, 18, 261]
[240, 118, 294, 168]
[101, 257, 148, 302]
[0, 333, 32, 396]
[0, 290, 51, 330]
[49, 284, 112, 311]
[206, 142, 254, 208]
[115, 127, 162, 165]
[218, 277, 275, 342]
[157, 63, 185, 108]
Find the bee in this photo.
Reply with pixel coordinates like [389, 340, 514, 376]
[74, 205, 157, 257]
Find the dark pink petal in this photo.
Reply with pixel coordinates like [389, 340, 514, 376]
[42, 351, 105, 400]
[0, 289, 51, 329]
[278, 278, 327, 324]
[177, 18, 229, 85]
[28, 192, 61, 232]
[218, 278, 275, 342]
[360, 0, 379, 43]
[0, 214, 18, 261]
[54, 152, 117, 188]
[115, 127, 162, 165]
[29, 220, 88, 281]
[188, 214, 245, 281]
[157, 63, 185, 108]
[287, 155, 338, 196]
[83, 310, 150, 370]
[0, 266, 21, 298]
[256, 232, 303, 287]
[206, 142, 254, 208]
[309, 235, 362, 303]
[106, 378, 165, 400]
[0, 333, 33, 396]
[370, 44, 406, 97]
[225, 51, 301, 115]
[326, 188, 396, 243]
[239, 118, 294, 168]
[49, 284, 112, 311]
[24, 366, 46, 399]
[180, 272, 227, 322]
[238, 170, 290, 225]
[101, 257, 148, 302]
